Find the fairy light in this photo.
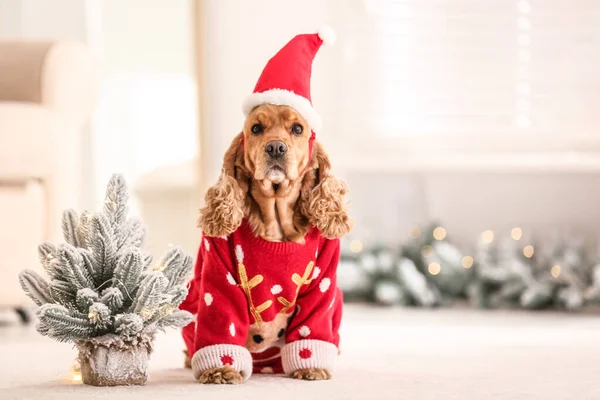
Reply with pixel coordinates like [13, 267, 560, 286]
[462, 256, 474, 269]
[511, 227, 523, 240]
[421, 245, 434, 257]
[88, 311, 98, 320]
[433, 227, 447, 241]
[349, 239, 363, 253]
[46, 253, 54, 260]
[409, 226, 422, 239]
[163, 306, 175, 315]
[153, 264, 166, 272]
[523, 245, 535, 258]
[71, 360, 82, 383]
[482, 230, 495, 244]
[428, 262, 441, 276]
[551, 265, 561, 278]
[167, 243, 174, 247]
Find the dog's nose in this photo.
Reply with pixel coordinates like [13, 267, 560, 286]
[265, 141, 287, 158]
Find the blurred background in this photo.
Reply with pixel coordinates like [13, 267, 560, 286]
[2, 0, 600, 314]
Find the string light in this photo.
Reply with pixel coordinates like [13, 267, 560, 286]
[153, 265, 166, 272]
[409, 226, 422, 239]
[523, 245, 535, 258]
[482, 230, 494, 244]
[164, 306, 175, 315]
[433, 227, 447, 241]
[551, 265, 561, 278]
[462, 256, 474, 269]
[421, 245, 434, 257]
[349, 239, 363, 253]
[46, 253, 54, 260]
[71, 360, 82, 383]
[88, 311, 99, 322]
[428, 262, 441, 276]
[511, 227, 523, 240]
[167, 243, 174, 247]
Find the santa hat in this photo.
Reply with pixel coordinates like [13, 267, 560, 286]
[242, 25, 336, 134]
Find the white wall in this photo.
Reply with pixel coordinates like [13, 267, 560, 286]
[94, 0, 197, 205]
[344, 170, 600, 249]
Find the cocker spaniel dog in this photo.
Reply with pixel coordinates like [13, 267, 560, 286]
[180, 26, 351, 384]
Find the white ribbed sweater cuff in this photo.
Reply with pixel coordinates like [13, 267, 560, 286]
[281, 339, 338, 375]
[191, 344, 253, 381]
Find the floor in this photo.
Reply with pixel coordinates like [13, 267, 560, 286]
[0, 305, 598, 400]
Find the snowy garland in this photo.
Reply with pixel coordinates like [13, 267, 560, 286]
[339, 223, 600, 312]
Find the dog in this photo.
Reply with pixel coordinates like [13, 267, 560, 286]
[179, 25, 349, 384]
[179, 103, 352, 384]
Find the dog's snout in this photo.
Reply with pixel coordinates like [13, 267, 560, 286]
[265, 141, 287, 158]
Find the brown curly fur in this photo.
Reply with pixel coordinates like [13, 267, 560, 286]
[291, 368, 332, 381]
[197, 133, 248, 237]
[198, 104, 352, 242]
[198, 365, 244, 384]
[299, 141, 353, 239]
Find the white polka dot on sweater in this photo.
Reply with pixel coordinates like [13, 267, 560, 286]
[219, 235, 228, 241]
[312, 267, 321, 280]
[204, 238, 210, 251]
[320, 278, 331, 293]
[229, 323, 236, 337]
[299, 325, 311, 337]
[204, 293, 213, 306]
[315, 248, 319, 258]
[270, 284, 282, 295]
[226, 272, 237, 285]
[235, 245, 244, 263]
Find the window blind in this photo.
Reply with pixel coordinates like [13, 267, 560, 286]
[342, 0, 600, 138]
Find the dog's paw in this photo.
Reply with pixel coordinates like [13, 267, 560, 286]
[198, 365, 244, 384]
[291, 368, 332, 381]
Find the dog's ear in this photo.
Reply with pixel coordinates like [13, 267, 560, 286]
[298, 141, 353, 239]
[198, 133, 248, 237]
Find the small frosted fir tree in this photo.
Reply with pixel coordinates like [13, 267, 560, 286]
[19, 174, 193, 386]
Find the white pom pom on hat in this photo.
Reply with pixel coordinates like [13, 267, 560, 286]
[318, 25, 337, 46]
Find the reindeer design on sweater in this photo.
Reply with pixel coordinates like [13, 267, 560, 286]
[239, 257, 316, 353]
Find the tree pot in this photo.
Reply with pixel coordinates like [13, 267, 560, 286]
[76, 334, 153, 386]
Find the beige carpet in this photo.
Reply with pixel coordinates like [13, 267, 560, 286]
[0, 305, 598, 400]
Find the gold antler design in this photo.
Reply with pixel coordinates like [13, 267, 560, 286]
[238, 262, 272, 323]
[277, 261, 315, 315]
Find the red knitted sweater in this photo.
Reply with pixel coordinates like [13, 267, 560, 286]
[180, 219, 343, 380]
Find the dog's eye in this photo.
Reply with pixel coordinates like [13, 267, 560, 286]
[251, 124, 263, 135]
[291, 123, 303, 136]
